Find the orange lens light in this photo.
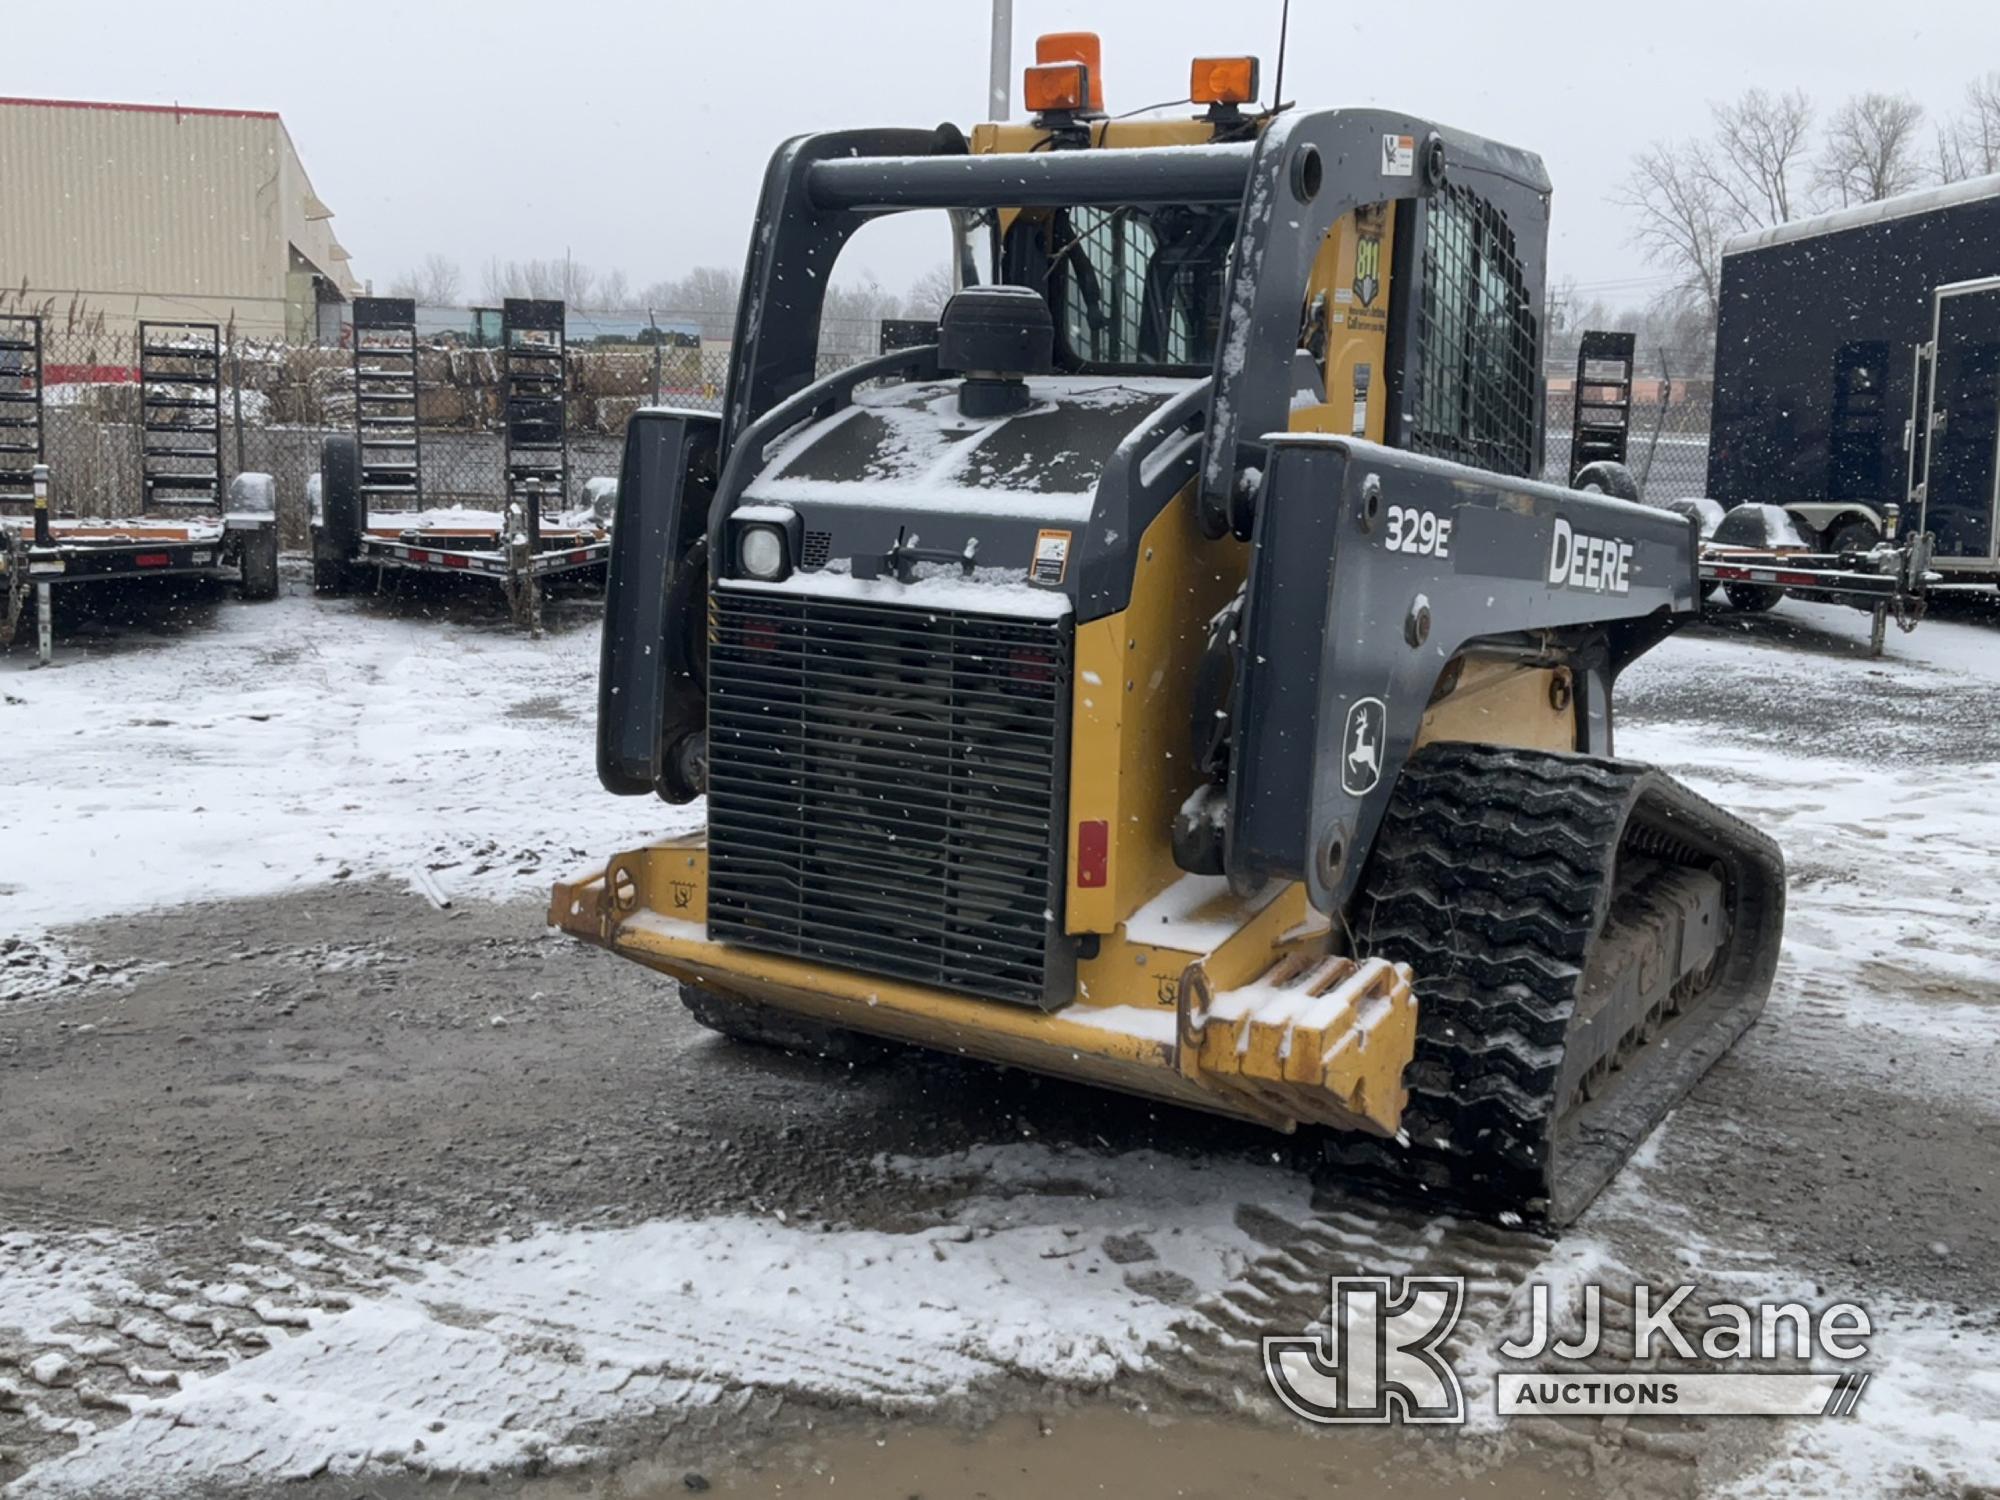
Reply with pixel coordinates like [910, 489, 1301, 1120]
[1034, 30, 1104, 112]
[1191, 55, 1259, 106]
[1024, 61, 1089, 115]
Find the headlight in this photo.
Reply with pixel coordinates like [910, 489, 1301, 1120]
[739, 525, 787, 580]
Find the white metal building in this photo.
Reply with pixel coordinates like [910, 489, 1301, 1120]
[0, 95, 361, 343]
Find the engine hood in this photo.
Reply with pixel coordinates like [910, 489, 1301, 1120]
[731, 373, 1204, 620]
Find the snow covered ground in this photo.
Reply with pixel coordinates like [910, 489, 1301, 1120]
[4, 584, 1999, 1496]
[1, 583, 694, 1007]
[4, 1149, 1319, 1493]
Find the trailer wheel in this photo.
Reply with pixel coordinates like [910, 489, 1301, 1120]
[1724, 582, 1785, 613]
[239, 523, 280, 601]
[314, 435, 362, 598]
[1572, 460, 1641, 501]
[312, 553, 347, 597]
[1824, 518, 1880, 555]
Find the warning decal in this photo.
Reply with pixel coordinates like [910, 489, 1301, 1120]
[1031, 529, 1072, 586]
[1382, 133, 1415, 177]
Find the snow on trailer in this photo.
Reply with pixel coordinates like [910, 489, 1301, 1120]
[0, 315, 279, 661]
[310, 297, 612, 634]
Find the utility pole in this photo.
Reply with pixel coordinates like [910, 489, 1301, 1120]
[988, 0, 1012, 121]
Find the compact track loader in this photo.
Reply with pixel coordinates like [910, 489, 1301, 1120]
[552, 38, 1785, 1226]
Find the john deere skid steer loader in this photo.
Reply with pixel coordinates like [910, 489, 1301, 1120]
[551, 38, 1785, 1226]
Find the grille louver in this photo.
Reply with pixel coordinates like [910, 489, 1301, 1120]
[706, 586, 1073, 1008]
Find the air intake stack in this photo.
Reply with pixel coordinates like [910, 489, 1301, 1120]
[937, 286, 1054, 418]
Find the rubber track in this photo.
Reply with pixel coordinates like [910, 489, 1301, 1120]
[679, 983, 885, 1065]
[1325, 743, 1777, 1223]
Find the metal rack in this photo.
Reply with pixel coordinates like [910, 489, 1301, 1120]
[1568, 329, 1636, 483]
[0, 314, 41, 512]
[352, 296, 423, 513]
[501, 298, 567, 540]
[138, 320, 223, 510]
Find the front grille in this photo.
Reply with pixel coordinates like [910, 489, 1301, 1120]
[706, 586, 1073, 1008]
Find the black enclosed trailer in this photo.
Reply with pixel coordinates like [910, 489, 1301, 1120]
[1707, 174, 2000, 581]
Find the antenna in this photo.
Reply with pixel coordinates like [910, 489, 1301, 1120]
[1270, 0, 1292, 112]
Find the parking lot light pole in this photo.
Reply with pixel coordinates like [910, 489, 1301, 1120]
[989, 0, 1011, 121]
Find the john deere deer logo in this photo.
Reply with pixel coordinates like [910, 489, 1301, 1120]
[1342, 697, 1387, 796]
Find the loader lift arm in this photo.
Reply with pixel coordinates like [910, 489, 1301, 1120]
[1197, 439, 1784, 1222]
[1217, 436, 1698, 913]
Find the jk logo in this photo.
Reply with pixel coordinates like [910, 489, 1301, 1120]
[1264, 1277, 1467, 1424]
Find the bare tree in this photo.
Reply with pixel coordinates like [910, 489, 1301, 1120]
[1815, 92, 1926, 206]
[1617, 141, 1731, 321]
[386, 252, 463, 306]
[1699, 88, 1814, 227]
[1933, 71, 2000, 183]
[901, 264, 956, 321]
[478, 257, 598, 307]
[478, 255, 510, 304]
[639, 266, 743, 339]
[1617, 89, 1812, 329]
[596, 268, 631, 311]
[820, 276, 906, 358]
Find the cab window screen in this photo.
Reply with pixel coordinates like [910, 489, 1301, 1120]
[1046, 205, 1234, 370]
[1409, 186, 1540, 477]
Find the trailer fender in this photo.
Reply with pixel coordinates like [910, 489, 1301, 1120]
[1782, 501, 1884, 550]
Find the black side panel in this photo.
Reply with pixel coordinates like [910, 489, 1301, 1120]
[1225, 436, 1696, 914]
[597, 410, 720, 797]
[1707, 194, 2000, 519]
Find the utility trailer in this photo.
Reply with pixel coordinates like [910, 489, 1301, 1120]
[312, 297, 611, 631]
[1, 316, 279, 659]
[1710, 175, 2000, 571]
[1700, 175, 2000, 618]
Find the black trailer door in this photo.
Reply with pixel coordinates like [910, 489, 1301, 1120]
[1916, 277, 2000, 561]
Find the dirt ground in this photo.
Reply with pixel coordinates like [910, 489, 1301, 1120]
[3, 582, 1999, 1497]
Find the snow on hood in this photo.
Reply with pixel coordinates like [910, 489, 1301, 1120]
[747, 374, 1198, 518]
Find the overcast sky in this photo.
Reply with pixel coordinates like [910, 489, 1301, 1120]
[11, 0, 1998, 308]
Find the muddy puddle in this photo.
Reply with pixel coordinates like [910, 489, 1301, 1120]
[597, 1408, 1612, 1500]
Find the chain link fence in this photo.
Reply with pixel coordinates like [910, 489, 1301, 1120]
[22, 321, 852, 546]
[1541, 366, 1715, 502]
[21, 317, 1720, 546]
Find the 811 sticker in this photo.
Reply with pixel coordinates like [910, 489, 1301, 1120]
[1031, 528, 1072, 585]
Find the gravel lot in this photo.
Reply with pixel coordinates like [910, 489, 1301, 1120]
[3, 577, 1997, 1498]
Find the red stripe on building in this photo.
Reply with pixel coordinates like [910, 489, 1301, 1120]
[0, 96, 278, 122]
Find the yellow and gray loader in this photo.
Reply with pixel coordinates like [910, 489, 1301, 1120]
[553, 41, 1786, 1226]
